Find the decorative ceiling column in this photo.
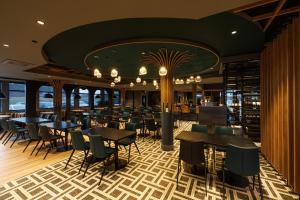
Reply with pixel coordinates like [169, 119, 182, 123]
[51, 80, 64, 121]
[120, 88, 126, 107]
[143, 48, 193, 111]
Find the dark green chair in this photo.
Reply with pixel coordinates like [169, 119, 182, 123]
[83, 135, 116, 185]
[65, 130, 90, 174]
[177, 140, 208, 195]
[107, 121, 119, 129]
[81, 117, 90, 131]
[119, 123, 140, 163]
[191, 124, 208, 133]
[0, 120, 10, 141]
[35, 125, 64, 160]
[214, 126, 233, 135]
[51, 114, 58, 122]
[131, 116, 142, 133]
[23, 123, 41, 155]
[222, 145, 262, 199]
[3, 120, 27, 147]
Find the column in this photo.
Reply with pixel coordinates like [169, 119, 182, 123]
[192, 84, 197, 105]
[26, 81, 43, 117]
[63, 85, 74, 120]
[88, 87, 96, 110]
[51, 80, 64, 121]
[120, 88, 126, 106]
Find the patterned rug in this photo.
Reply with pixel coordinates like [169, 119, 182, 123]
[0, 121, 298, 200]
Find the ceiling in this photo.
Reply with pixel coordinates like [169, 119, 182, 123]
[0, 0, 262, 88]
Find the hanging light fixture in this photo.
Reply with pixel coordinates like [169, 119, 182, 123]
[186, 78, 191, 84]
[159, 66, 167, 76]
[139, 66, 147, 75]
[111, 69, 118, 77]
[195, 75, 202, 83]
[155, 85, 159, 90]
[117, 76, 121, 82]
[74, 93, 81, 100]
[110, 82, 115, 87]
[95, 94, 101, 98]
[0, 91, 7, 99]
[175, 78, 180, 84]
[153, 79, 157, 86]
[142, 80, 147, 86]
[93, 68, 102, 78]
[130, 82, 134, 87]
[43, 93, 53, 98]
[136, 77, 141, 83]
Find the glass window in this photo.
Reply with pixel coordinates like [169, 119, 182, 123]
[94, 90, 101, 107]
[39, 86, 54, 109]
[79, 88, 89, 107]
[71, 89, 75, 108]
[113, 90, 120, 106]
[62, 89, 66, 108]
[9, 82, 26, 111]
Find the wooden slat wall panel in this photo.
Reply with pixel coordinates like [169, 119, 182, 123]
[261, 16, 300, 194]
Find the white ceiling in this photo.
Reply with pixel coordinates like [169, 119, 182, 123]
[0, 0, 258, 87]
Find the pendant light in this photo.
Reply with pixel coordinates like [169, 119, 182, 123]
[159, 66, 167, 76]
[43, 93, 53, 98]
[74, 93, 81, 100]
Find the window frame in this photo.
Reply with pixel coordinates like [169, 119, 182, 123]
[8, 82, 26, 111]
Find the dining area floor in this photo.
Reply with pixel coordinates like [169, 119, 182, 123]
[0, 121, 298, 200]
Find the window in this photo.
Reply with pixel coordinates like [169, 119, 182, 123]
[71, 89, 75, 108]
[79, 88, 89, 107]
[9, 82, 26, 111]
[39, 85, 54, 109]
[62, 89, 66, 108]
[94, 90, 101, 107]
[113, 90, 120, 106]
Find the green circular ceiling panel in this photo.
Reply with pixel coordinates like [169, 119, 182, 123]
[43, 12, 264, 80]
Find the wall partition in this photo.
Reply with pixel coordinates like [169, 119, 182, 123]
[260, 16, 300, 194]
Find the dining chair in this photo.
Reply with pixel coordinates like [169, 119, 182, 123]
[0, 119, 10, 141]
[222, 145, 262, 199]
[191, 124, 208, 133]
[177, 140, 208, 195]
[144, 118, 159, 141]
[23, 123, 41, 155]
[65, 130, 90, 174]
[118, 123, 140, 163]
[214, 126, 233, 135]
[81, 116, 90, 131]
[35, 125, 64, 160]
[107, 121, 119, 129]
[83, 134, 116, 186]
[95, 113, 106, 127]
[51, 114, 58, 122]
[4, 121, 27, 147]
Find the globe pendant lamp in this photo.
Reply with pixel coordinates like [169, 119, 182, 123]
[139, 66, 147, 75]
[44, 93, 53, 98]
[159, 66, 167, 76]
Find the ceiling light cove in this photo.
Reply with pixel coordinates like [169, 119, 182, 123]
[36, 20, 45, 25]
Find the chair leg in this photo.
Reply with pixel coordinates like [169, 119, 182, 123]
[65, 149, 75, 169]
[128, 144, 131, 163]
[3, 131, 13, 145]
[23, 139, 32, 152]
[99, 158, 108, 186]
[258, 173, 263, 200]
[0, 131, 8, 141]
[83, 156, 92, 178]
[30, 140, 41, 156]
[10, 132, 20, 148]
[222, 163, 226, 199]
[133, 142, 141, 155]
[35, 141, 45, 156]
[44, 146, 51, 160]
[253, 175, 256, 189]
[205, 164, 207, 196]
[79, 149, 89, 174]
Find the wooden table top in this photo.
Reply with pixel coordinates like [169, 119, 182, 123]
[88, 127, 135, 141]
[175, 131, 256, 148]
[10, 117, 52, 124]
[0, 115, 11, 119]
[41, 121, 80, 130]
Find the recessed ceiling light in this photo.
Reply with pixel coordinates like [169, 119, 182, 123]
[47, 75, 51, 78]
[94, 55, 99, 59]
[36, 20, 45, 25]
[210, 67, 214, 70]
[3, 44, 9, 47]
[141, 52, 146, 55]
[231, 30, 237, 35]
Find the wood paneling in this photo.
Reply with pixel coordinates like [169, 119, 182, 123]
[261, 16, 300, 194]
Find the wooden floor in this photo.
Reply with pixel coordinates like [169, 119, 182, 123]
[0, 136, 72, 184]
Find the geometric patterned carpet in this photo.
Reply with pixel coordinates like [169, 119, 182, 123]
[0, 121, 298, 200]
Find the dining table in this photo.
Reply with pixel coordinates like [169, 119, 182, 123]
[0, 114, 11, 119]
[10, 117, 52, 124]
[175, 131, 256, 187]
[88, 127, 136, 170]
[41, 121, 81, 151]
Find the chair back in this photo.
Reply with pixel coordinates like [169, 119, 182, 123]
[0, 120, 9, 131]
[81, 117, 90, 130]
[70, 130, 87, 150]
[26, 123, 39, 140]
[38, 125, 51, 140]
[153, 112, 161, 119]
[214, 126, 233, 135]
[226, 145, 259, 176]
[125, 122, 136, 132]
[145, 118, 156, 131]
[8, 121, 18, 132]
[88, 134, 107, 158]
[191, 124, 208, 133]
[131, 117, 141, 127]
[179, 140, 206, 165]
[71, 116, 78, 124]
[107, 121, 119, 129]
[51, 114, 57, 122]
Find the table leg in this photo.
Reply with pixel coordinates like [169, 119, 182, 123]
[114, 141, 119, 170]
[64, 129, 68, 150]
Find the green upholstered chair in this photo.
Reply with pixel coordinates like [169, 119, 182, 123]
[35, 125, 64, 160]
[65, 130, 90, 174]
[0, 120, 10, 141]
[177, 140, 208, 195]
[4, 120, 27, 148]
[23, 123, 41, 155]
[119, 123, 140, 163]
[214, 126, 233, 135]
[222, 145, 262, 199]
[191, 124, 208, 133]
[83, 135, 116, 185]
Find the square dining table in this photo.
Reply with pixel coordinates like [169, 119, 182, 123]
[88, 127, 136, 170]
